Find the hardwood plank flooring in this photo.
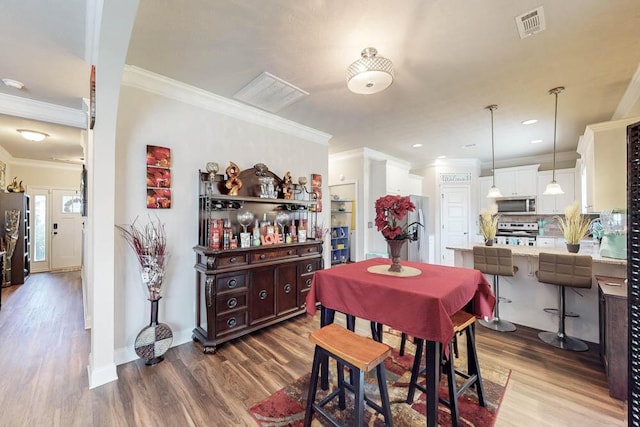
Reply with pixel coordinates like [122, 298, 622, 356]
[0, 272, 628, 426]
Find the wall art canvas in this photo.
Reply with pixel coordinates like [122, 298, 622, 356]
[146, 145, 172, 209]
[311, 173, 322, 212]
[0, 160, 6, 192]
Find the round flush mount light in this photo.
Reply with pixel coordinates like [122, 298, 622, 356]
[521, 119, 538, 125]
[412, 143, 423, 148]
[460, 143, 476, 149]
[437, 155, 447, 159]
[531, 139, 543, 144]
[347, 47, 394, 95]
[2, 78, 25, 89]
[17, 129, 48, 142]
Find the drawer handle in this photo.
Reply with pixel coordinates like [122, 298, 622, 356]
[306, 264, 313, 273]
[260, 254, 266, 260]
[288, 250, 294, 255]
[229, 257, 237, 264]
[227, 297, 238, 309]
[284, 284, 292, 293]
[227, 318, 237, 328]
[227, 278, 238, 288]
[305, 278, 312, 288]
[259, 290, 268, 300]
[307, 248, 313, 253]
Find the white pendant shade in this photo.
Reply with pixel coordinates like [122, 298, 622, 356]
[486, 185, 503, 198]
[543, 180, 564, 195]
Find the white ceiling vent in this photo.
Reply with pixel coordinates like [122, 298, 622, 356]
[233, 72, 309, 113]
[515, 6, 546, 39]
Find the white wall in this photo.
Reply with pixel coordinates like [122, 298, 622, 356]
[11, 160, 81, 191]
[113, 82, 329, 363]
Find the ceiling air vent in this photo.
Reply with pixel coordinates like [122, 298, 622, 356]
[515, 6, 546, 39]
[233, 72, 309, 113]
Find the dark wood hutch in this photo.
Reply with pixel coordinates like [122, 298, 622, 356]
[193, 165, 323, 353]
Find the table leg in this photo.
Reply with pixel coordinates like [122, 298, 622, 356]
[320, 306, 335, 390]
[425, 340, 441, 427]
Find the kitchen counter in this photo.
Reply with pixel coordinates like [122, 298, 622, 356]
[447, 244, 627, 343]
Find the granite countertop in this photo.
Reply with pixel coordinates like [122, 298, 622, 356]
[447, 244, 627, 266]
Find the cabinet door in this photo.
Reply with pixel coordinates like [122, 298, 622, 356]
[554, 169, 576, 212]
[494, 170, 516, 196]
[516, 169, 537, 196]
[249, 267, 276, 325]
[478, 177, 494, 212]
[536, 171, 555, 214]
[276, 264, 297, 315]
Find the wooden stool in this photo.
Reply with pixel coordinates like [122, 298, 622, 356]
[536, 252, 593, 351]
[406, 311, 485, 427]
[473, 246, 518, 332]
[304, 323, 394, 427]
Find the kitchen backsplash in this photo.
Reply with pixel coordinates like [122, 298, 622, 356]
[493, 213, 600, 237]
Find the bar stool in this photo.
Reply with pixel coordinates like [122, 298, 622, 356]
[473, 246, 518, 332]
[536, 252, 593, 351]
[406, 311, 485, 427]
[304, 323, 394, 427]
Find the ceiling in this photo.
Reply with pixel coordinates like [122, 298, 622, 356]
[1, 0, 639, 168]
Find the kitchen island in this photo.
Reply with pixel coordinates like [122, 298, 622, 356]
[447, 244, 626, 343]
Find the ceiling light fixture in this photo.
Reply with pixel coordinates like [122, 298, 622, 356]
[412, 143, 423, 148]
[2, 78, 24, 89]
[17, 129, 48, 142]
[531, 139, 543, 144]
[486, 105, 503, 198]
[347, 47, 393, 94]
[522, 119, 538, 125]
[543, 86, 565, 195]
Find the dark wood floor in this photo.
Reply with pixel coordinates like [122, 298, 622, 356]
[0, 272, 627, 426]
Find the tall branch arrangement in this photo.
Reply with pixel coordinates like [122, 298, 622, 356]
[479, 203, 499, 242]
[557, 202, 590, 244]
[116, 216, 168, 300]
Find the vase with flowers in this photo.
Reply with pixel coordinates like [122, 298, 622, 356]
[375, 195, 422, 272]
[116, 215, 173, 365]
[479, 203, 499, 246]
[557, 201, 590, 253]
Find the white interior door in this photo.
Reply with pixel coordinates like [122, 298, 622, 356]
[29, 188, 50, 273]
[51, 189, 83, 270]
[440, 186, 470, 266]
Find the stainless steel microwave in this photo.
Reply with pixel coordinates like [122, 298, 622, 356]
[495, 197, 536, 214]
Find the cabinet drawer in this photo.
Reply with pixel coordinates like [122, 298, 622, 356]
[215, 292, 247, 314]
[216, 311, 247, 336]
[251, 247, 297, 263]
[298, 245, 320, 256]
[298, 258, 322, 275]
[216, 272, 248, 292]
[215, 253, 248, 268]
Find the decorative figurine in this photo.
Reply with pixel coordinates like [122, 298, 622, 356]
[225, 162, 242, 195]
[6, 177, 18, 192]
[282, 171, 293, 199]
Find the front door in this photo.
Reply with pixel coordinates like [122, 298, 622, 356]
[440, 186, 470, 266]
[50, 189, 83, 270]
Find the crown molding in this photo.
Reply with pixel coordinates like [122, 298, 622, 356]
[10, 157, 83, 171]
[612, 63, 640, 120]
[585, 115, 640, 132]
[411, 158, 480, 171]
[0, 93, 87, 129]
[121, 65, 332, 145]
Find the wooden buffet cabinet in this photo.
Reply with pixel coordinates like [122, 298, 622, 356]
[193, 166, 323, 353]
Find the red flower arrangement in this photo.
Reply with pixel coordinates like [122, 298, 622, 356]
[374, 195, 421, 240]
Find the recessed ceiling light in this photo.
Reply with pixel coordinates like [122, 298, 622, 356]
[17, 129, 48, 142]
[2, 78, 24, 89]
[412, 143, 423, 148]
[437, 155, 447, 159]
[531, 139, 543, 144]
[522, 119, 538, 125]
[461, 143, 476, 149]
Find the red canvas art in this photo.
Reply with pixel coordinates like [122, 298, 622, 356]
[146, 145, 172, 209]
[311, 173, 322, 212]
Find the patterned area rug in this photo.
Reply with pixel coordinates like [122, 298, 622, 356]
[250, 337, 510, 427]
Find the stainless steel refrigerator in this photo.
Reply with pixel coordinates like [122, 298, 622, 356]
[400, 195, 429, 263]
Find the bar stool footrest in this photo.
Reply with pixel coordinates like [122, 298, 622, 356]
[543, 307, 579, 317]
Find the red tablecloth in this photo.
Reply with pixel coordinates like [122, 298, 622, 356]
[306, 258, 495, 346]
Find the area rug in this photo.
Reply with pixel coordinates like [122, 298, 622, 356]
[250, 339, 510, 427]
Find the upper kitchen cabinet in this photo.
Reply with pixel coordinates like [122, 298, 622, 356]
[494, 165, 539, 197]
[537, 169, 576, 214]
[478, 176, 494, 212]
[370, 159, 420, 196]
[577, 119, 635, 212]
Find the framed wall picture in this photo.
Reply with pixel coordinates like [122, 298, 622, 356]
[146, 145, 172, 209]
[89, 65, 96, 130]
[0, 160, 6, 192]
[311, 173, 322, 212]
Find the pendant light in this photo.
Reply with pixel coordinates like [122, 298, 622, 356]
[486, 105, 503, 198]
[543, 86, 565, 195]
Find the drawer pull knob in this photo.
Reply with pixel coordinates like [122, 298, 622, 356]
[284, 284, 292, 293]
[227, 318, 237, 328]
[307, 248, 312, 252]
[260, 254, 266, 260]
[227, 298, 238, 309]
[228, 278, 238, 288]
[305, 278, 312, 288]
[229, 257, 237, 264]
[306, 264, 313, 272]
[288, 250, 294, 255]
[259, 290, 268, 300]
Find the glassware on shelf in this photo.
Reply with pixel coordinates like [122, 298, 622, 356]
[237, 211, 255, 233]
[259, 176, 277, 199]
[275, 212, 291, 238]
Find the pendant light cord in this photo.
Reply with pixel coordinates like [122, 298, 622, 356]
[549, 86, 564, 182]
[487, 105, 498, 187]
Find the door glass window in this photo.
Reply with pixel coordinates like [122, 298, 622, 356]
[61, 195, 82, 214]
[34, 195, 46, 262]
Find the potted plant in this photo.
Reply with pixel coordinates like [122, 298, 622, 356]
[557, 201, 590, 253]
[479, 203, 499, 246]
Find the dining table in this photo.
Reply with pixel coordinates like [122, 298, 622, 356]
[305, 257, 495, 427]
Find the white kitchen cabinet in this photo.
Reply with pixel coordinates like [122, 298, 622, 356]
[536, 169, 576, 214]
[371, 160, 418, 196]
[478, 176, 494, 212]
[536, 237, 557, 248]
[494, 165, 539, 197]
